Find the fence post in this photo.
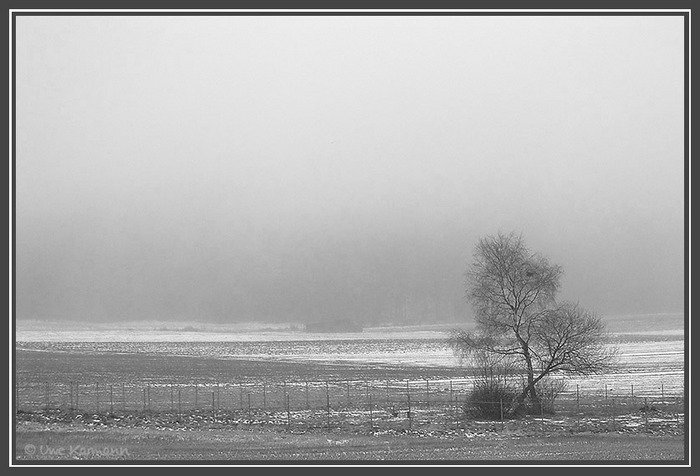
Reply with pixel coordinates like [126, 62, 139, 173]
[76, 382, 79, 410]
[38, 382, 49, 410]
[248, 393, 252, 420]
[406, 380, 412, 429]
[604, 383, 608, 401]
[576, 384, 580, 432]
[610, 398, 616, 431]
[212, 391, 215, 415]
[406, 393, 411, 430]
[631, 384, 634, 397]
[425, 380, 430, 409]
[644, 397, 649, 432]
[170, 383, 174, 412]
[122, 383, 126, 411]
[305, 381, 309, 410]
[142, 388, 146, 411]
[195, 383, 198, 408]
[240, 384, 244, 410]
[326, 381, 330, 428]
[96, 382, 99, 412]
[69, 381, 73, 409]
[263, 383, 266, 411]
[110, 384, 114, 413]
[286, 394, 291, 429]
[661, 383, 664, 400]
[178, 388, 181, 418]
[369, 393, 373, 432]
[147, 384, 150, 411]
[386, 380, 390, 405]
[500, 398, 504, 430]
[346, 380, 351, 407]
[365, 381, 369, 408]
[550, 388, 555, 414]
[406, 380, 411, 417]
[540, 396, 544, 420]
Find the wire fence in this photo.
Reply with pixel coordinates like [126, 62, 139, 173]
[14, 377, 685, 435]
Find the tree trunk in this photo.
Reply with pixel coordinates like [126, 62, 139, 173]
[527, 371, 540, 405]
[508, 334, 542, 416]
[509, 371, 546, 416]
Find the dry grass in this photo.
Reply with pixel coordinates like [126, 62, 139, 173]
[15, 419, 685, 462]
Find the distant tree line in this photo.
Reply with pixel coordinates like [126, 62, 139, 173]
[305, 320, 363, 333]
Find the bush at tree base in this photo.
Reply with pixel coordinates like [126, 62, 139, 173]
[463, 376, 568, 419]
[464, 379, 518, 419]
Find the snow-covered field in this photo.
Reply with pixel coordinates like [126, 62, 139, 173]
[15, 313, 685, 395]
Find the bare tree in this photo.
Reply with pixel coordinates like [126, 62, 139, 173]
[451, 232, 616, 415]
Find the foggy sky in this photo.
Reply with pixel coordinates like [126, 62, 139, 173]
[14, 15, 686, 323]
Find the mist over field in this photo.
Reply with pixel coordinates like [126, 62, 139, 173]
[14, 16, 685, 326]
